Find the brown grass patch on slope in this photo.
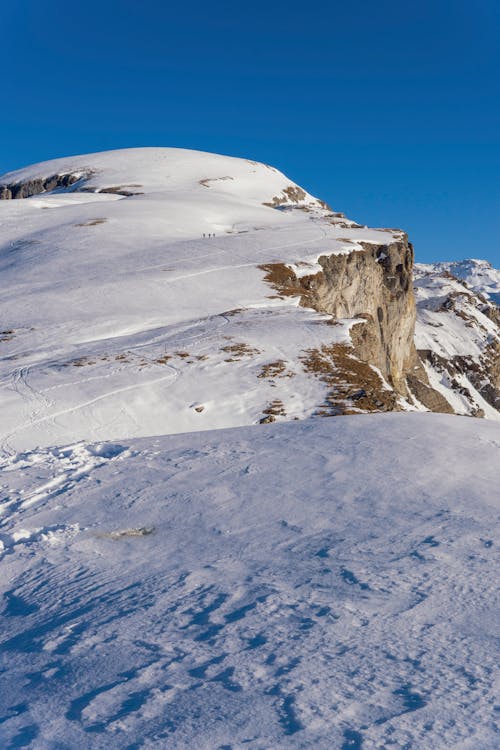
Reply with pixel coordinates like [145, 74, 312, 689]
[99, 185, 144, 196]
[257, 360, 294, 379]
[62, 353, 125, 367]
[75, 218, 107, 227]
[263, 399, 287, 416]
[262, 185, 307, 208]
[258, 263, 320, 306]
[61, 351, 186, 369]
[199, 176, 234, 187]
[174, 351, 209, 363]
[68, 356, 98, 367]
[221, 342, 261, 361]
[154, 354, 172, 364]
[221, 308, 244, 318]
[301, 343, 399, 415]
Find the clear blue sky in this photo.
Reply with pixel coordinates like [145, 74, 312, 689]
[2, 1, 499, 264]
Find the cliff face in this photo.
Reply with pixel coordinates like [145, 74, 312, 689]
[313, 239, 416, 393]
[0, 173, 83, 199]
[295, 244, 500, 419]
[264, 235, 456, 414]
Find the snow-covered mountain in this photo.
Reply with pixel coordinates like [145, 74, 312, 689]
[3, 147, 498, 455]
[0, 147, 351, 450]
[419, 259, 500, 304]
[0, 148, 419, 452]
[1, 148, 499, 749]
[414, 263, 500, 417]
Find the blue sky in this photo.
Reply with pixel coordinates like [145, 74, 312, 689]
[1, 0, 498, 264]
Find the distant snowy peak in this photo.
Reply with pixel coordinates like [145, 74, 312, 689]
[0, 146, 332, 215]
[414, 262, 500, 417]
[417, 258, 500, 304]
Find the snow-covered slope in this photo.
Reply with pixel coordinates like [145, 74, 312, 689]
[419, 259, 500, 305]
[0, 413, 499, 749]
[0, 148, 410, 453]
[414, 263, 500, 416]
[0, 147, 326, 206]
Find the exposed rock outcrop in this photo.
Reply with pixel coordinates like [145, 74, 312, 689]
[260, 235, 450, 413]
[260, 234, 500, 419]
[406, 371, 455, 414]
[312, 239, 416, 393]
[0, 173, 84, 199]
[0, 172, 145, 199]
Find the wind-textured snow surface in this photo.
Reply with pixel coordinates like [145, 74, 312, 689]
[0, 414, 499, 749]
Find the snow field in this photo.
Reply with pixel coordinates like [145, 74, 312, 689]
[0, 414, 498, 748]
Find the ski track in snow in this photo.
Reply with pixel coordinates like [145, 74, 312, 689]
[0, 414, 498, 749]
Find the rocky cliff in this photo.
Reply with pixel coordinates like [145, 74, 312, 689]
[311, 239, 416, 393]
[261, 233, 456, 416]
[0, 172, 83, 199]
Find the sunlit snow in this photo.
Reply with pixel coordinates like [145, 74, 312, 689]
[0, 149, 498, 749]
